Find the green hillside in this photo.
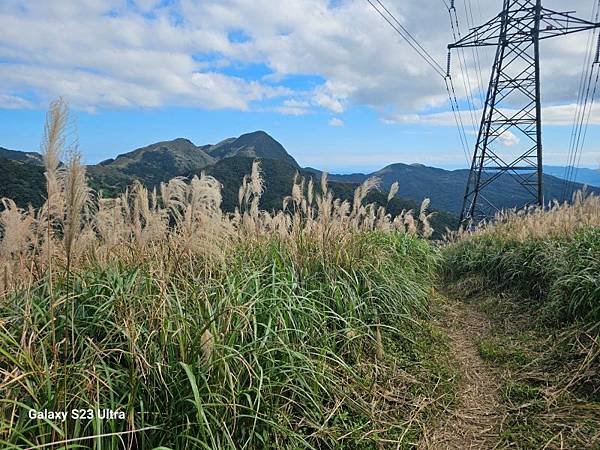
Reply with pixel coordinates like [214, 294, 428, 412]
[328, 163, 600, 215]
[206, 156, 458, 236]
[2, 131, 595, 224]
[206, 131, 299, 167]
[0, 157, 46, 208]
[88, 138, 216, 195]
[0, 147, 44, 165]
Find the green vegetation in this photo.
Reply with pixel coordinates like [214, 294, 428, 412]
[444, 201, 600, 323]
[0, 100, 455, 449]
[442, 196, 600, 448]
[2, 100, 599, 448]
[1, 232, 453, 449]
[446, 281, 600, 449]
[0, 157, 46, 208]
[445, 228, 600, 323]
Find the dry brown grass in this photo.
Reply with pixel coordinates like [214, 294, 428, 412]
[0, 100, 434, 297]
[446, 191, 600, 243]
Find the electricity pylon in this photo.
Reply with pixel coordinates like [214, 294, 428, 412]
[448, 0, 600, 226]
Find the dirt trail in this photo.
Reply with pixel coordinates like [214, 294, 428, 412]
[421, 296, 504, 449]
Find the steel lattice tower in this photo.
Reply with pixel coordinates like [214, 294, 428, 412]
[449, 0, 600, 226]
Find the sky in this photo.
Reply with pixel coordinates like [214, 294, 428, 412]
[1, 0, 600, 173]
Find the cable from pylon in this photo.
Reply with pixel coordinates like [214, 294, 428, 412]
[365, 0, 447, 78]
[565, 64, 597, 198]
[373, 0, 447, 76]
[572, 65, 600, 192]
[563, 31, 594, 198]
[463, 0, 486, 106]
[563, 0, 600, 200]
[445, 76, 472, 165]
[567, 62, 600, 198]
[563, 34, 589, 196]
[447, 2, 479, 138]
[365, 0, 472, 165]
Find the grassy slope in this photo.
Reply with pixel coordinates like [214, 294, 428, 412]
[444, 228, 600, 322]
[442, 225, 600, 448]
[1, 233, 455, 449]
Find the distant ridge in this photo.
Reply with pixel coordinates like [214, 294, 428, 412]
[2, 133, 598, 219]
[543, 165, 600, 188]
[311, 163, 600, 215]
[0, 147, 44, 165]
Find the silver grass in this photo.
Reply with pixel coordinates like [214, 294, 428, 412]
[63, 149, 91, 268]
[388, 181, 399, 202]
[250, 160, 263, 196]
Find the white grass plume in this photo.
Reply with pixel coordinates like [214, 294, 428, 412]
[388, 181, 399, 203]
[63, 148, 91, 269]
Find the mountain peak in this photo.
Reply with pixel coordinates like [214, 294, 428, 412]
[233, 130, 279, 145]
[242, 130, 270, 137]
[206, 131, 299, 167]
[171, 137, 195, 145]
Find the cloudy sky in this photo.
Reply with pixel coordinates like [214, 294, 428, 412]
[1, 0, 600, 172]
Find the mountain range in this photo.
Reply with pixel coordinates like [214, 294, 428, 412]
[542, 165, 600, 189]
[1, 131, 599, 234]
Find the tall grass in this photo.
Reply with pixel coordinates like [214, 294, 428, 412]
[444, 194, 600, 323]
[442, 195, 600, 448]
[0, 102, 447, 448]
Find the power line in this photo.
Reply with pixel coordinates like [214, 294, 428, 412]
[448, 2, 480, 137]
[565, 64, 600, 198]
[463, 0, 486, 106]
[573, 67, 600, 191]
[563, 2, 596, 199]
[365, 0, 446, 77]
[365, 0, 472, 165]
[446, 76, 473, 164]
[562, 0, 600, 201]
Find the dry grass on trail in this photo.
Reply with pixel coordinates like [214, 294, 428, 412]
[422, 294, 504, 450]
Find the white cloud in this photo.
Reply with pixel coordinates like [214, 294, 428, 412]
[275, 99, 311, 115]
[0, 94, 32, 109]
[329, 117, 344, 127]
[314, 92, 346, 113]
[0, 0, 598, 120]
[498, 130, 519, 147]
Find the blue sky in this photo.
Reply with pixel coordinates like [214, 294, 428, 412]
[1, 0, 599, 173]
